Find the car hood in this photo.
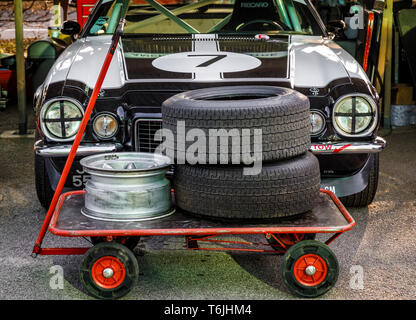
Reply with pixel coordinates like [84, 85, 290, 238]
[121, 34, 352, 87]
[57, 34, 366, 95]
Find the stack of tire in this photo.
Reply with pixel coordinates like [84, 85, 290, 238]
[162, 86, 321, 220]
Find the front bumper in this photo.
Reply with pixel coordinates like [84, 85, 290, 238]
[35, 137, 385, 198]
[34, 136, 387, 157]
[35, 140, 123, 157]
[310, 136, 386, 155]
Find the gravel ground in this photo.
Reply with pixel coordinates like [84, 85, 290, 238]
[0, 105, 415, 300]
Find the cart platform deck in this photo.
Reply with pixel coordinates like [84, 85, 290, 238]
[49, 189, 355, 238]
[40, 189, 355, 299]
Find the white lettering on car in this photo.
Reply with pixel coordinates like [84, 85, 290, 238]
[72, 169, 90, 187]
[324, 186, 336, 194]
[241, 2, 269, 8]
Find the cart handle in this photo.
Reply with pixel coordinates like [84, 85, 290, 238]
[32, 19, 126, 256]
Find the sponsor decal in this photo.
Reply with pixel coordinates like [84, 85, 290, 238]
[311, 144, 334, 152]
[255, 34, 270, 40]
[241, 2, 269, 8]
[333, 144, 351, 153]
[310, 144, 351, 153]
[124, 52, 165, 59]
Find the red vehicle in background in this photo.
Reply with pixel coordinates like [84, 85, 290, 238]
[76, 0, 184, 26]
[76, 0, 97, 26]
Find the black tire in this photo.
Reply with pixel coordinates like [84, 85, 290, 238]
[80, 242, 139, 300]
[173, 152, 321, 219]
[281, 240, 339, 298]
[266, 233, 316, 252]
[34, 154, 54, 210]
[162, 86, 311, 163]
[90, 236, 141, 251]
[340, 153, 379, 207]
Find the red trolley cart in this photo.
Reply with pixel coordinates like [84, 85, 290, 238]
[31, 17, 356, 299]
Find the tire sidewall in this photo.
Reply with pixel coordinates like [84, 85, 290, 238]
[163, 85, 309, 111]
[173, 152, 321, 219]
[162, 86, 311, 163]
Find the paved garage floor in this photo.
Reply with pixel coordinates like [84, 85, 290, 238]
[0, 105, 415, 300]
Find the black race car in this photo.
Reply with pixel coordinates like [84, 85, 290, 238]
[33, 0, 386, 209]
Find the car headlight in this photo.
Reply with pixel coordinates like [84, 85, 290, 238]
[40, 98, 83, 141]
[332, 95, 377, 136]
[310, 110, 325, 135]
[93, 113, 118, 139]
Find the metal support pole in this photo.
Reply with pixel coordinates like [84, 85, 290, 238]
[383, 0, 393, 129]
[13, 0, 27, 135]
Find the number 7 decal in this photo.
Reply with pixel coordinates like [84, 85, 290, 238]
[187, 54, 227, 67]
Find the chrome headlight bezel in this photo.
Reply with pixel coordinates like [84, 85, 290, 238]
[40, 98, 84, 142]
[310, 110, 326, 136]
[332, 94, 378, 137]
[92, 112, 119, 140]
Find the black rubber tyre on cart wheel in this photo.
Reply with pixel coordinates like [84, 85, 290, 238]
[173, 152, 321, 220]
[281, 240, 339, 298]
[162, 86, 311, 163]
[80, 242, 139, 300]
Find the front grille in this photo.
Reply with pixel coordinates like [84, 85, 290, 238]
[135, 119, 162, 153]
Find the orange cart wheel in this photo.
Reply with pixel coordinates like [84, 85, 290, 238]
[80, 242, 139, 300]
[265, 233, 315, 252]
[281, 240, 339, 298]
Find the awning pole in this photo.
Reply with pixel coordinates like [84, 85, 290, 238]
[14, 0, 27, 135]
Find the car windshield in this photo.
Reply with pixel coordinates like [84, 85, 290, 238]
[85, 0, 323, 36]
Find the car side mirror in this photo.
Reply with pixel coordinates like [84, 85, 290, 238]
[326, 20, 346, 37]
[61, 20, 81, 36]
